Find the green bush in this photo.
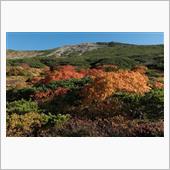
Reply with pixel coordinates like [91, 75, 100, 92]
[7, 57, 46, 68]
[29, 62, 45, 68]
[146, 69, 161, 78]
[141, 89, 164, 119]
[7, 99, 39, 115]
[115, 89, 164, 120]
[46, 113, 71, 126]
[115, 92, 144, 118]
[35, 77, 92, 91]
[39, 57, 59, 68]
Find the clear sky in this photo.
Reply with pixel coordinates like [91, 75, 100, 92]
[6, 32, 164, 51]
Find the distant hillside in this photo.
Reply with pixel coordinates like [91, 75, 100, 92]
[6, 49, 53, 59]
[7, 42, 164, 70]
[6, 43, 106, 58]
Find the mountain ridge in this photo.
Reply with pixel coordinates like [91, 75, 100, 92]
[7, 41, 164, 70]
[6, 41, 164, 59]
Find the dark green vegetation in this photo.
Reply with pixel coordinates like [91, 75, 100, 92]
[115, 89, 164, 120]
[6, 42, 164, 137]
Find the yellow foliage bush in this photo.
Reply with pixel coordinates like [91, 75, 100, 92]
[7, 112, 47, 137]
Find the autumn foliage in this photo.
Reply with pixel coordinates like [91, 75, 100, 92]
[42, 65, 86, 84]
[6, 63, 164, 137]
[33, 87, 70, 101]
[32, 65, 151, 104]
[82, 70, 151, 104]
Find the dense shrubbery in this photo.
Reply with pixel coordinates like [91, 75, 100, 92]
[7, 112, 48, 137]
[140, 89, 164, 119]
[115, 89, 164, 119]
[7, 112, 164, 137]
[37, 116, 163, 137]
[7, 99, 39, 115]
[6, 44, 164, 138]
[7, 112, 72, 137]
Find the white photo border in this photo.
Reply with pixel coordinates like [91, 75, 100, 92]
[0, 1, 169, 169]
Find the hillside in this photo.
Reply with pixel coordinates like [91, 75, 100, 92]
[7, 42, 164, 70]
[6, 43, 103, 58]
[6, 49, 50, 59]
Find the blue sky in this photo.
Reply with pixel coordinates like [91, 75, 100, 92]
[6, 32, 164, 50]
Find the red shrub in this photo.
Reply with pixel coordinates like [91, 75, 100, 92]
[42, 65, 86, 84]
[33, 87, 69, 101]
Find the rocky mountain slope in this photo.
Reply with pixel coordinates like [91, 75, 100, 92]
[7, 43, 105, 59]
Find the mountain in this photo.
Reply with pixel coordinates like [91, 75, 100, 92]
[6, 42, 106, 58]
[6, 42, 164, 70]
[47, 43, 106, 57]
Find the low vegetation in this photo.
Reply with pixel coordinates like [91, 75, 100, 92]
[6, 42, 164, 137]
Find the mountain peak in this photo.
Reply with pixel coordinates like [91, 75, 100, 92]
[48, 42, 104, 57]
